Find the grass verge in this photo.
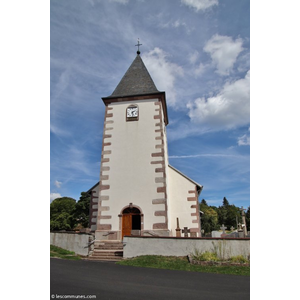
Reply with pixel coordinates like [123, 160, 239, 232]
[50, 245, 82, 260]
[117, 255, 250, 276]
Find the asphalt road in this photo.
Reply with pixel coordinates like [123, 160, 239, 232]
[50, 258, 250, 300]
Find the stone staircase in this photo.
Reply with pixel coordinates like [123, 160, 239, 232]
[88, 241, 124, 261]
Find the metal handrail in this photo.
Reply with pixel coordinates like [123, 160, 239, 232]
[84, 240, 95, 248]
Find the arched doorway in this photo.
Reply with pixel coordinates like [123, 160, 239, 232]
[122, 206, 141, 239]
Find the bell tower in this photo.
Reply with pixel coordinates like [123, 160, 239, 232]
[95, 49, 170, 241]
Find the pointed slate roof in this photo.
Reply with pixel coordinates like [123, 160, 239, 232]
[108, 54, 160, 98]
[102, 53, 169, 125]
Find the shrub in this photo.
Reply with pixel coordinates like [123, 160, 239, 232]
[230, 255, 249, 263]
[191, 250, 218, 262]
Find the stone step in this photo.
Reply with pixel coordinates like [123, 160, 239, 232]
[92, 250, 123, 257]
[89, 240, 124, 261]
[88, 251, 123, 260]
[94, 241, 123, 246]
[87, 256, 123, 261]
[94, 241, 123, 245]
[94, 248, 123, 252]
[93, 248, 123, 252]
[94, 244, 123, 248]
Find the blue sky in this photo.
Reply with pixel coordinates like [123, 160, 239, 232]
[50, 0, 250, 208]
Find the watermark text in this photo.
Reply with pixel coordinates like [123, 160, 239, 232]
[51, 295, 96, 299]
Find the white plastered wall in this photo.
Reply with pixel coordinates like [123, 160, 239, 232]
[167, 166, 199, 236]
[99, 99, 168, 231]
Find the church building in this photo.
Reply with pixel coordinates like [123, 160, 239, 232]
[88, 48, 203, 241]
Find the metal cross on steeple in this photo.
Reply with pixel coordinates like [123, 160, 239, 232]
[135, 38, 142, 55]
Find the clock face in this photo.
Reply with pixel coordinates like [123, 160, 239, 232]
[127, 107, 138, 118]
[131, 107, 138, 117]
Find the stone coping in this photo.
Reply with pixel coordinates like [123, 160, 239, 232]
[50, 231, 94, 235]
[126, 235, 250, 240]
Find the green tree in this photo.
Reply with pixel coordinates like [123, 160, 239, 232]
[50, 197, 76, 231]
[222, 197, 229, 206]
[200, 199, 208, 206]
[216, 197, 229, 226]
[74, 192, 91, 228]
[217, 198, 241, 229]
[226, 205, 241, 229]
[217, 206, 227, 226]
[200, 200, 219, 234]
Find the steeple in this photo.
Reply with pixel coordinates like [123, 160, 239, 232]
[102, 44, 168, 125]
[108, 54, 160, 98]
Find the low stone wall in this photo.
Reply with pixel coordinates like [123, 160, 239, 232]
[50, 232, 94, 256]
[123, 236, 250, 260]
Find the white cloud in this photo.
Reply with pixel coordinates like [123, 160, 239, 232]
[50, 193, 61, 202]
[172, 20, 192, 34]
[181, 0, 218, 12]
[50, 124, 71, 137]
[237, 134, 250, 146]
[194, 62, 208, 76]
[204, 34, 244, 76]
[187, 70, 250, 130]
[51, 67, 71, 103]
[55, 180, 62, 188]
[161, 20, 188, 29]
[156, 16, 193, 34]
[189, 50, 200, 64]
[188, 51, 208, 76]
[238, 128, 250, 146]
[143, 48, 184, 107]
[173, 20, 184, 28]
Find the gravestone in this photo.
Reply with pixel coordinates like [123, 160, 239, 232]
[175, 218, 181, 237]
[238, 231, 245, 238]
[220, 224, 227, 235]
[237, 223, 245, 238]
[211, 231, 222, 237]
[240, 206, 248, 236]
[182, 227, 190, 237]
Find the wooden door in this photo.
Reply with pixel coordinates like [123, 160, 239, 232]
[122, 214, 132, 239]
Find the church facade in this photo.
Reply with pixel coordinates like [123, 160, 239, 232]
[88, 52, 203, 241]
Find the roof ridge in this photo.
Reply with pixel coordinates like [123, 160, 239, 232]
[168, 164, 203, 190]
